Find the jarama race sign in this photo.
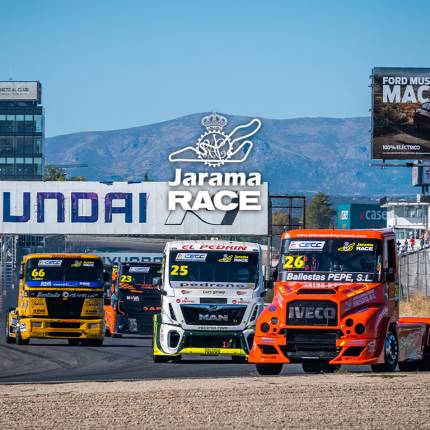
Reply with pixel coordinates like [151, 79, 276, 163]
[0, 181, 268, 235]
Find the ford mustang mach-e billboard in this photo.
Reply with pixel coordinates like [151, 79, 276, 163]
[372, 67, 430, 159]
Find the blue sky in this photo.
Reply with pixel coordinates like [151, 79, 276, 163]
[1, 0, 429, 137]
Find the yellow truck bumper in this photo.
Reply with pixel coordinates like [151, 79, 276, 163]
[18, 318, 104, 340]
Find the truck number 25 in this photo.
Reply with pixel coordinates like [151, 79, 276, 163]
[170, 265, 189, 276]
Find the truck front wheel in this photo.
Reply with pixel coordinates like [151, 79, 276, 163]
[371, 331, 398, 372]
[15, 329, 30, 345]
[255, 363, 283, 375]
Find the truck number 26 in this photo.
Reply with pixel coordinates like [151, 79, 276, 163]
[283, 256, 305, 270]
[170, 265, 189, 276]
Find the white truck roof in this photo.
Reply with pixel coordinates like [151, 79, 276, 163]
[165, 240, 261, 253]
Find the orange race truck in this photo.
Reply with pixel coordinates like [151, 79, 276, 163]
[104, 262, 162, 336]
[249, 229, 430, 375]
[5, 253, 108, 346]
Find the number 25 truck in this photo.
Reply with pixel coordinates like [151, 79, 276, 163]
[249, 229, 430, 375]
[153, 240, 266, 362]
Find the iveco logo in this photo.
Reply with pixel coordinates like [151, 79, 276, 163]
[288, 306, 335, 320]
[198, 314, 229, 322]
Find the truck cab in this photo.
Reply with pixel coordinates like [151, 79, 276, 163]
[249, 229, 430, 375]
[5, 253, 106, 346]
[152, 240, 266, 362]
[104, 262, 162, 336]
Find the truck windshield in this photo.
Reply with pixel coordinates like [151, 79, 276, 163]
[279, 238, 382, 283]
[119, 264, 161, 291]
[26, 257, 103, 287]
[169, 251, 259, 288]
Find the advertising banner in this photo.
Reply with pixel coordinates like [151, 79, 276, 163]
[0, 81, 40, 102]
[0, 181, 268, 235]
[412, 165, 430, 186]
[372, 67, 430, 159]
[337, 204, 387, 229]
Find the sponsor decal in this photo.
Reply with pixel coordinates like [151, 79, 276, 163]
[27, 280, 101, 288]
[83, 261, 95, 267]
[172, 281, 250, 289]
[218, 254, 233, 263]
[356, 243, 374, 252]
[338, 242, 355, 252]
[282, 272, 376, 283]
[71, 261, 83, 267]
[175, 253, 207, 262]
[126, 295, 140, 302]
[181, 244, 250, 251]
[234, 255, 249, 263]
[288, 241, 325, 251]
[128, 266, 151, 273]
[38, 259, 62, 267]
[339, 210, 349, 221]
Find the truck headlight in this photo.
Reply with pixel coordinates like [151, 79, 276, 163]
[87, 323, 99, 329]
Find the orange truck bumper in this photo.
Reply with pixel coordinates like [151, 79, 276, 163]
[248, 334, 382, 365]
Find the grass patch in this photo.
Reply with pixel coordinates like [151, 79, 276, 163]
[400, 294, 430, 317]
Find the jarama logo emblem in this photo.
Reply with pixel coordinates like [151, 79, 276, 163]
[169, 113, 261, 167]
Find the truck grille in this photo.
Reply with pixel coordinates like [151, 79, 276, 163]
[46, 298, 84, 319]
[180, 304, 246, 326]
[287, 300, 338, 326]
[281, 329, 340, 361]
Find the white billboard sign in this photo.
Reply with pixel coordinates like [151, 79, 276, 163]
[0, 82, 39, 101]
[0, 181, 268, 235]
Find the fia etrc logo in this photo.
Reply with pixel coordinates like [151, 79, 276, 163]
[169, 113, 261, 167]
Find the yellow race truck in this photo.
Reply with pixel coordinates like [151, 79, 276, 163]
[5, 253, 107, 346]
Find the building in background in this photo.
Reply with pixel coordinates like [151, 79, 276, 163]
[382, 199, 429, 244]
[0, 81, 43, 180]
[337, 203, 387, 230]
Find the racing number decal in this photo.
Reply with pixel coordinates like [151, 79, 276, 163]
[31, 269, 45, 278]
[121, 275, 132, 283]
[170, 265, 189, 276]
[283, 256, 305, 270]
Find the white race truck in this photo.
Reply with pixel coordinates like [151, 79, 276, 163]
[152, 240, 267, 362]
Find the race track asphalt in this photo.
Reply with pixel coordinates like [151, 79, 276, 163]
[0, 335, 371, 383]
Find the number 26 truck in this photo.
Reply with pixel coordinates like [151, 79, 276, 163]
[249, 229, 430, 375]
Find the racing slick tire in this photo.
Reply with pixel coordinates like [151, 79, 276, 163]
[255, 363, 283, 375]
[68, 339, 81, 346]
[371, 330, 399, 372]
[15, 329, 30, 345]
[4, 316, 14, 344]
[302, 361, 321, 373]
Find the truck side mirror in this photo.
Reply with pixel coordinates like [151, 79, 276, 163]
[264, 279, 274, 290]
[152, 277, 161, 287]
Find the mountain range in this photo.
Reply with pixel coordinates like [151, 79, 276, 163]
[45, 113, 413, 196]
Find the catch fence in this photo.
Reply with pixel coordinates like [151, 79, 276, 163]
[399, 248, 430, 298]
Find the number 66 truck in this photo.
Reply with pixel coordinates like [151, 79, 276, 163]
[152, 240, 266, 362]
[249, 229, 430, 375]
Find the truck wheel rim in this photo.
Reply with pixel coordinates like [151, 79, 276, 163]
[385, 333, 398, 364]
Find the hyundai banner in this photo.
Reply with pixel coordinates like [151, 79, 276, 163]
[0, 181, 268, 235]
[372, 67, 430, 159]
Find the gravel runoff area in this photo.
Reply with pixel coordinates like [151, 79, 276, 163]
[1, 373, 430, 430]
